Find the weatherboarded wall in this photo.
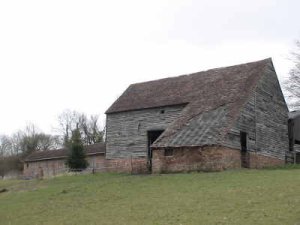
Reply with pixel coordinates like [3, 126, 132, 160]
[254, 66, 289, 159]
[224, 66, 288, 161]
[105, 105, 185, 159]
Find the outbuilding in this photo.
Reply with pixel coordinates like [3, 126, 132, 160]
[23, 143, 105, 178]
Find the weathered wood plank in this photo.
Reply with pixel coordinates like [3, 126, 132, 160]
[106, 105, 185, 159]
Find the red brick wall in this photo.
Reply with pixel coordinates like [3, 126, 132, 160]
[152, 146, 241, 173]
[104, 157, 148, 174]
[152, 146, 284, 173]
[24, 147, 285, 177]
[248, 152, 284, 168]
[24, 155, 149, 177]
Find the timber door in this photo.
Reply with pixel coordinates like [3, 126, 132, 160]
[147, 130, 164, 172]
[240, 132, 250, 168]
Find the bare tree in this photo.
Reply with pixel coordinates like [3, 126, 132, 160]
[285, 40, 300, 110]
[0, 135, 12, 156]
[0, 124, 61, 177]
[35, 133, 61, 151]
[0, 156, 22, 179]
[56, 110, 104, 146]
[18, 124, 61, 155]
[1, 124, 61, 157]
[57, 110, 81, 145]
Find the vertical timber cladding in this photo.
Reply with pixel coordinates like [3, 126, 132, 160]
[105, 105, 185, 159]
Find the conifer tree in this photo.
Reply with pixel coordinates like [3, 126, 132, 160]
[66, 128, 88, 170]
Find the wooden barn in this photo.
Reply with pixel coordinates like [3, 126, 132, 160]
[105, 58, 289, 173]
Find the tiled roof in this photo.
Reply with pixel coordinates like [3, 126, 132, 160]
[24, 143, 105, 162]
[106, 59, 274, 147]
[106, 59, 271, 114]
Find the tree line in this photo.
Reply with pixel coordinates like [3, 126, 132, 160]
[0, 110, 104, 177]
[285, 40, 300, 110]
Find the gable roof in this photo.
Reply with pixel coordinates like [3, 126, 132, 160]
[24, 143, 105, 162]
[106, 58, 275, 147]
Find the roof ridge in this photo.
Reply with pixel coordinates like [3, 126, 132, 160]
[106, 58, 272, 114]
[151, 58, 273, 147]
[129, 58, 272, 86]
[24, 143, 106, 162]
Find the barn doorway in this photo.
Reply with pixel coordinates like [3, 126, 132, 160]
[147, 130, 164, 172]
[296, 152, 300, 164]
[240, 131, 249, 168]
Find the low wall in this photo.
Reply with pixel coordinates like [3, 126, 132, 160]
[24, 146, 286, 177]
[249, 152, 284, 168]
[24, 155, 149, 178]
[104, 157, 148, 174]
[152, 146, 241, 173]
[152, 146, 284, 173]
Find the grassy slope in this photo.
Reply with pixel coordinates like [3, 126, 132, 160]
[0, 169, 300, 225]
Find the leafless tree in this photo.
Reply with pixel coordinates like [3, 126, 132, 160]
[0, 124, 61, 177]
[17, 124, 61, 155]
[1, 124, 61, 157]
[56, 110, 104, 146]
[0, 135, 12, 156]
[0, 156, 22, 179]
[57, 110, 81, 144]
[285, 40, 300, 110]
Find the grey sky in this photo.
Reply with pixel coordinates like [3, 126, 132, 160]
[0, 0, 299, 135]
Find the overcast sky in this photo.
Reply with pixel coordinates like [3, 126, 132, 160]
[0, 0, 299, 135]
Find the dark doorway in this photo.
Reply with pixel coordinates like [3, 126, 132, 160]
[288, 119, 294, 151]
[147, 130, 164, 172]
[240, 131, 249, 168]
[296, 152, 300, 164]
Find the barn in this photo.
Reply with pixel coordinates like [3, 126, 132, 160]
[105, 58, 289, 173]
[23, 143, 106, 178]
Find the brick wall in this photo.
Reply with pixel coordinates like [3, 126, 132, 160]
[24, 147, 286, 177]
[248, 152, 284, 168]
[152, 146, 241, 173]
[152, 146, 284, 173]
[104, 157, 148, 174]
[24, 154, 149, 178]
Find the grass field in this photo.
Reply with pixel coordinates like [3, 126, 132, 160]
[0, 168, 300, 225]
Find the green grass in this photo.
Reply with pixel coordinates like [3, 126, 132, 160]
[0, 169, 300, 225]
